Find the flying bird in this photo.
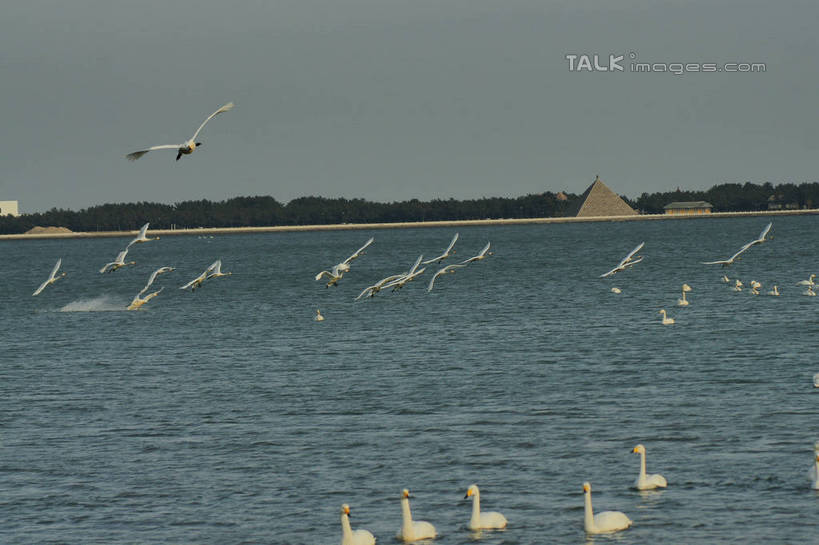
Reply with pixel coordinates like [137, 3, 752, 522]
[139, 266, 175, 296]
[355, 274, 406, 300]
[422, 233, 459, 265]
[127, 223, 160, 247]
[460, 242, 492, 264]
[32, 258, 67, 296]
[127, 287, 163, 311]
[316, 237, 374, 284]
[126, 102, 234, 161]
[180, 261, 220, 291]
[205, 260, 231, 279]
[702, 222, 772, 267]
[100, 248, 136, 273]
[427, 263, 466, 292]
[599, 242, 644, 278]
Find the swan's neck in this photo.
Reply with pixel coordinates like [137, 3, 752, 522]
[470, 491, 481, 527]
[639, 450, 647, 479]
[401, 497, 414, 535]
[583, 490, 595, 532]
[341, 513, 353, 540]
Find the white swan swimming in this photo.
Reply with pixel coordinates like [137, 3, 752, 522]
[600, 241, 645, 277]
[721, 275, 731, 283]
[32, 258, 67, 296]
[464, 484, 507, 530]
[611, 287, 622, 294]
[803, 287, 816, 297]
[768, 285, 780, 296]
[126, 102, 234, 161]
[813, 373, 819, 388]
[632, 444, 668, 490]
[422, 232, 459, 265]
[733, 279, 743, 292]
[396, 489, 436, 542]
[677, 283, 692, 306]
[659, 309, 674, 325]
[582, 482, 632, 534]
[127, 222, 159, 247]
[796, 274, 816, 288]
[99, 248, 136, 273]
[812, 453, 819, 490]
[315, 309, 324, 322]
[340, 504, 376, 545]
[748, 280, 762, 295]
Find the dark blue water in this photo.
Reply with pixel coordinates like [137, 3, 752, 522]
[1, 217, 817, 544]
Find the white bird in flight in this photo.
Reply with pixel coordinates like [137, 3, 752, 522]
[381, 255, 426, 292]
[126, 102, 234, 161]
[600, 242, 644, 278]
[316, 237, 374, 284]
[702, 222, 771, 267]
[355, 274, 405, 300]
[138, 266, 175, 297]
[127, 287, 163, 311]
[180, 260, 220, 291]
[32, 258, 67, 296]
[100, 248, 136, 273]
[205, 260, 231, 279]
[427, 263, 466, 292]
[127, 222, 159, 247]
[460, 242, 492, 264]
[422, 233, 459, 265]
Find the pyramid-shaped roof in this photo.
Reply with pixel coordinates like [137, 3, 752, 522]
[569, 176, 637, 217]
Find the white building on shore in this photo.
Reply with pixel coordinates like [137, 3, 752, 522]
[0, 201, 19, 216]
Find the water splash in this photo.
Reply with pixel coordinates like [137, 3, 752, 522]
[59, 295, 124, 312]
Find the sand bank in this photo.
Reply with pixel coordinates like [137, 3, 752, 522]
[2, 208, 818, 241]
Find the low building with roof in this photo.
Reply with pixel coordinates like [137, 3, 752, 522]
[663, 201, 713, 215]
[0, 200, 19, 216]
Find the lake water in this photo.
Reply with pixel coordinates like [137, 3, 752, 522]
[1, 216, 817, 544]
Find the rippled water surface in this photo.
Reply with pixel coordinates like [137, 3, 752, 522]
[1, 217, 818, 544]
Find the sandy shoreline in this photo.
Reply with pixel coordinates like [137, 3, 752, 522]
[2, 208, 818, 240]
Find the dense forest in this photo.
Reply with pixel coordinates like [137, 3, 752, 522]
[2, 181, 818, 234]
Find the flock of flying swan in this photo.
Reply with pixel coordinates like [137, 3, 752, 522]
[32, 222, 229, 309]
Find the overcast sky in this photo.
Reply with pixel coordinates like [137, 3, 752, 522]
[1, 0, 817, 213]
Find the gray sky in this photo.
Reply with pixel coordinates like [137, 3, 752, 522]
[1, 0, 817, 213]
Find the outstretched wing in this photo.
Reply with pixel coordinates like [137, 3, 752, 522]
[126, 145, 180, 161]
[599, 265, 621, 278]
[619, 241, 645, 266]
[408, 254, 424, 275]
[32, 278, 50, 296]
[343, 237, 374, 265]
[49, 258, 62, 280]
[190, 102, 235, 141]
[444, 232, 459, 254]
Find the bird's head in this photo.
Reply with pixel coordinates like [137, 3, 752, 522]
[341, 504, 351, 516]
[402, 489, 411, 499]
[195, 142, 203, 149]
[465, 484, 478, 499]
[632, 444, 645, 454]
[582, 482, 591, 493]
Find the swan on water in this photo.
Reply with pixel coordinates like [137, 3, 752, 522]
[32, 258, 67, 296]
[813, 373, 819, 387]
[464, 484, 507, 530]
[749, 280, 761, 295]
[767, 285, 780, 296]
[796, 274, 816, 288]
[126, 102, 234, 161]
[659, 309, 674, 325]
[422, 233, 459, 265]
[600, 241, 645, 277]
[611, 287, 622, 294]
[677, 283, 692, 306]
[340, 504, 376, 545]
[396, 489, 436, 542]
[733, 279, 743, 292]
[803, 287, 816, 297]
[632, 444, 668, 490]
[100, 248, 136, 273]
[582, 482, 632, 534]
[315, 309, 324, 322]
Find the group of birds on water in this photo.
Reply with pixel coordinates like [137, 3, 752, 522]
[599, 221, 818, 325]
[312, 232, 492, 319]
[341, 437, 819, 543]
[31, 222, 230, 309]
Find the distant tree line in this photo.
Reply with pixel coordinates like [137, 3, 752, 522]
[2, 181, 818, 234]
